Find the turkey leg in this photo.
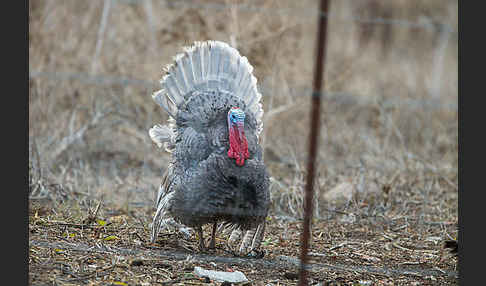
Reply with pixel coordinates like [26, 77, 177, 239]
[197, 226, 205, 250]
[209, 222, 217, 249]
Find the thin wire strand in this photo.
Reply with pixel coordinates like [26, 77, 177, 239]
[113, 0, 456, 34]
[28, 70, 458, 112]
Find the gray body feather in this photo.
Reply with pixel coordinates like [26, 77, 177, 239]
[149, 41, 269, 248]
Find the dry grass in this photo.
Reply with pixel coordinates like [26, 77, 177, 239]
[29, 0, 458, 285]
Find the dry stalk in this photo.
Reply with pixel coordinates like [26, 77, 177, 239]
[91, 0, 112, 73]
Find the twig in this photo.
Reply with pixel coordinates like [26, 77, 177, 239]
[83, 197, 104, 224]
[433, 266, 446, 274]
[63, 263, 117, 282]
[392, 224, 408, 231]
[93, 198, 103, 219]
[91, 0, 112, 73]
[391, 216, 456, 226]
[31, 136, 43, 180]
[329, 242, 347, 251]
[399, 261, 422, 266]
[429, 26, 450, 98]
[143, 0, 157, 56]
[46, 221, 142, 232]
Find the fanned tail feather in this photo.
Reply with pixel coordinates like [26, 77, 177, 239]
[151, 40, 264, 138]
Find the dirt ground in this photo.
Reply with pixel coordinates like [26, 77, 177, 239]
[28, 196, 457, 285]
[29, 0, 458, 285]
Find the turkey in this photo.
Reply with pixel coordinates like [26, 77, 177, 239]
[149, 40, 270, 253]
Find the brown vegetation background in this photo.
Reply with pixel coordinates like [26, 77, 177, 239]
[29, 1, 458, 285]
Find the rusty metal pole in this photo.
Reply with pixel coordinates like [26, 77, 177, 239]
[298, 0, 330, 285]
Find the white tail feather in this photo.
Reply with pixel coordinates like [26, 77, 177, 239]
[162, 75, 184, 106]
[152, 89, 177, 119]
[151, 189, 175, 242]
[151, 40, 264, 142]
[149, 124, 174, 148]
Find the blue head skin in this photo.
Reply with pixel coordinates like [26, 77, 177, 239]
[228, 107, 245, 125]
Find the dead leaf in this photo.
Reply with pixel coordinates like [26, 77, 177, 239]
[104, 235, 119, 241]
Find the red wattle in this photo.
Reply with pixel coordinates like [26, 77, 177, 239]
[228, 125, 249, 166]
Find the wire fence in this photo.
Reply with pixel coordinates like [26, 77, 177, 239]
[116, 0, 457, 34]
[29, 69, 458, 112]
[29, 0, 458, 113]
